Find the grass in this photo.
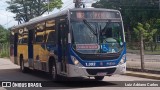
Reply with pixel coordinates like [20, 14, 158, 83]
[145, 50, 160, 55]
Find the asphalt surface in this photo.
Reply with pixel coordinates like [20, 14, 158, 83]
[0, 58, 160, 90]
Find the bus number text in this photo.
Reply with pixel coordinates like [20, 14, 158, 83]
[85, 62, 96, 66]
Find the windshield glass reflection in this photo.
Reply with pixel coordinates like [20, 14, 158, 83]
[71, 21, 124, 54]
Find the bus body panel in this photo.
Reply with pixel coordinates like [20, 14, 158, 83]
[33, 43, 47, 70]
[17, 44, 28, 65]
[67, 63, 126, 77]
[33, 43, 57, 72]
[66, 9, 126, 77]
[67, 43, 126, 77]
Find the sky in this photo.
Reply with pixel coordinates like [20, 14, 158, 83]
[0, 0, 17, 28]
[0, 0, 75, 29]
[0, 0, 96, 29]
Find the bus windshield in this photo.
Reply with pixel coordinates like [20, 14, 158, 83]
[71, 20, 124, 54]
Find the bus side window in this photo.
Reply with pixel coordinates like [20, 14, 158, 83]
[18, 28, 23, 44]
[47, 31, 56, 43]
[46, 19, 56, 44]
[22, 28, 28, 44]
[36, 35, 44, 43]
[35, 22, 45, 43]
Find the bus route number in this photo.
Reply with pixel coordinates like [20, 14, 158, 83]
[85, 62, 96, 66]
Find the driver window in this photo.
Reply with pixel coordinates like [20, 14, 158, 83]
[101, 27, 117, 43]
[105, 28, 112, 38]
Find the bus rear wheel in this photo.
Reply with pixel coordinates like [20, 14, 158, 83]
[94, 76, 104, 81]
[20, 57, 27, 73]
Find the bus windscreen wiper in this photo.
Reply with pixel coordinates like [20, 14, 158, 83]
[83, 19, 97, 36]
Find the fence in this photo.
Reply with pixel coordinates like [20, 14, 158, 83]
[127, 42, 160, 72]
[0, 43, 9, 58]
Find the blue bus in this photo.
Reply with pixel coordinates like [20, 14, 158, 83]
[10, 8, 126, 81]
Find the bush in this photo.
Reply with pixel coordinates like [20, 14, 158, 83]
[0, 43, 9, 58]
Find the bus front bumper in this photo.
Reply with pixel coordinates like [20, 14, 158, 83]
[67, 63, 126, 77]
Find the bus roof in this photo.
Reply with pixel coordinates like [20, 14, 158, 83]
[11, 8, 120, 31]
[11, 10, 68, 31]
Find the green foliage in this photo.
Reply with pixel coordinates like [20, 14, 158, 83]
[48, 0, 63, 10]
[154, 19, 160, 35]
[0, 25, 9, 43]
[134, 22, 157, 51]
[0, 25, 9, 58]
[6, 0, 63, 23]
[93, 0, 160, 23]
[134, 22, 157, 41]
[0, 43, 9, 58]
[145, 23, 157, 42]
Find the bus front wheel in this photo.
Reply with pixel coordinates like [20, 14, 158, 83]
[94, 76, 104, 81]
[50, 62, 60, 81]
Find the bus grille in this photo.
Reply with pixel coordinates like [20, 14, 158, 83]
[73, 48, 122, 60]
[86, 68, 116, 75]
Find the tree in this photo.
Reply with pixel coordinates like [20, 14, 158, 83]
[0, 25, 9, 43]
[150, 19, 160, 50]
[144, 22, 157, 52]
[6, 0, 63, 23]
[134, 23, 146, 70]
[134, 22, 157, 70]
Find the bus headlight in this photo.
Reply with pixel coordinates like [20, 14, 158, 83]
[119, 54, 126, 65]
[71, 56, 79, 65]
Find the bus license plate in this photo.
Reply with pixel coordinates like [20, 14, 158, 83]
[97, 72, 107, 76]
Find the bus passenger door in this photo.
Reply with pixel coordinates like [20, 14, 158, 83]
[14, 33, 18, 64]
[28, 30, 34, 68]
[58, 21, 68, 73]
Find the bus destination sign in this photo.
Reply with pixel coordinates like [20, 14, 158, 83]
[76, 44, 99, 50]
[70, 11, 120, 19]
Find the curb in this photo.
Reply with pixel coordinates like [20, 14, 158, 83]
[125, 71, 160, 80]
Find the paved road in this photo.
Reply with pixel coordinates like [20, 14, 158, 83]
[0, 58, 160, 90]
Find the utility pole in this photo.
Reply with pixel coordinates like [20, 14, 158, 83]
[48, 0, 50, 14]
[159, 0, 160, 10]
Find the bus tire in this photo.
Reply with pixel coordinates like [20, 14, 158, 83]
[20, 56, 27, 73]
[94, 76, 104, 81]
[49, 61, 60, 82]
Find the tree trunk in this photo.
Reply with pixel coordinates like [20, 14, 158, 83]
[140, 34, 145, 71]
[150, 42, 153, 52]
[154, 35, 157, 51]
[144, 41, 146, 50]
[154, 42, 157, 51]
